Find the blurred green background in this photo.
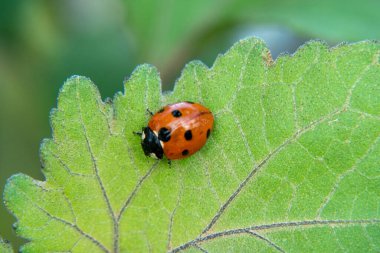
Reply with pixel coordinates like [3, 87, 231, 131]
[0, 0, 379, 250]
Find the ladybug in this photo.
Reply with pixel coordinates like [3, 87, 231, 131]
[139, 101, 214, 160]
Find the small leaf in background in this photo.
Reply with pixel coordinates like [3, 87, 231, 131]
[232, 0, 380, 41]
[3, 38, 380, 252]
[125, 0, 380, 82]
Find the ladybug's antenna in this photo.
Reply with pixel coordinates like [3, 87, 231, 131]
[146, 108, 154, 116]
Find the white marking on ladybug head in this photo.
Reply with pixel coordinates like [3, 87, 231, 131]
[141, 131, 146, 140]
[160, 141, 164, 148]
[149, 153, 158, 159]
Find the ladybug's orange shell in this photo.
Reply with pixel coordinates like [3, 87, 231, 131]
[148, 102, 214, 160]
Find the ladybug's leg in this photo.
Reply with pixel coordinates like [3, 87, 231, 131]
[133, 127, 146, 137]
[167, 159, 172, 167]
[146, 108, 154, 116]
[133, 131, 142, 136]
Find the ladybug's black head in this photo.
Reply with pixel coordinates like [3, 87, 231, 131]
[141, 127, 164, 159]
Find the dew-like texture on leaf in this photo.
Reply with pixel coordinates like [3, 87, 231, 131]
[3, 38, 380, 252]
[0, 237, 13, 253]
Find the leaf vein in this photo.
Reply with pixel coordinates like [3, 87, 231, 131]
[117, 160, 159, 220]
[246, 230, 285, 253]
[75, 82, 118, 252]
[201, 107, 344, 235]
[17, 184, 110, 253]
[316, 134, 380, 218]
[51, 152, 94, 177]
[198, 152, 223, 206]
[38, 206, 110, 253]
[167, 172, 184, 251]
[231, 112, 255, 164]
[170, 219, 380, 252]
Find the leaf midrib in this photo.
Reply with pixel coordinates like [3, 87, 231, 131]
[169, 219, 380, 253]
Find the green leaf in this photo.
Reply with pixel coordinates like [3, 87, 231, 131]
[0, 237, 13, 253]
[4, 38, 380, 252]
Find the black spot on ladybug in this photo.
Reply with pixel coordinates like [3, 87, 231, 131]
[157, 107, 165, 113]
[172, 110, 182, 117]
[185, 101, 194, 104]
[184, 130, 192, 140]
[158, 127, 171, 142]
[207, 129, 211, 138]
[182, 149, 189, 156]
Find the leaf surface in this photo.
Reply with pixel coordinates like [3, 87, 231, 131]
[4, 38, 380, 252]
[0, 237, 13, 253]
